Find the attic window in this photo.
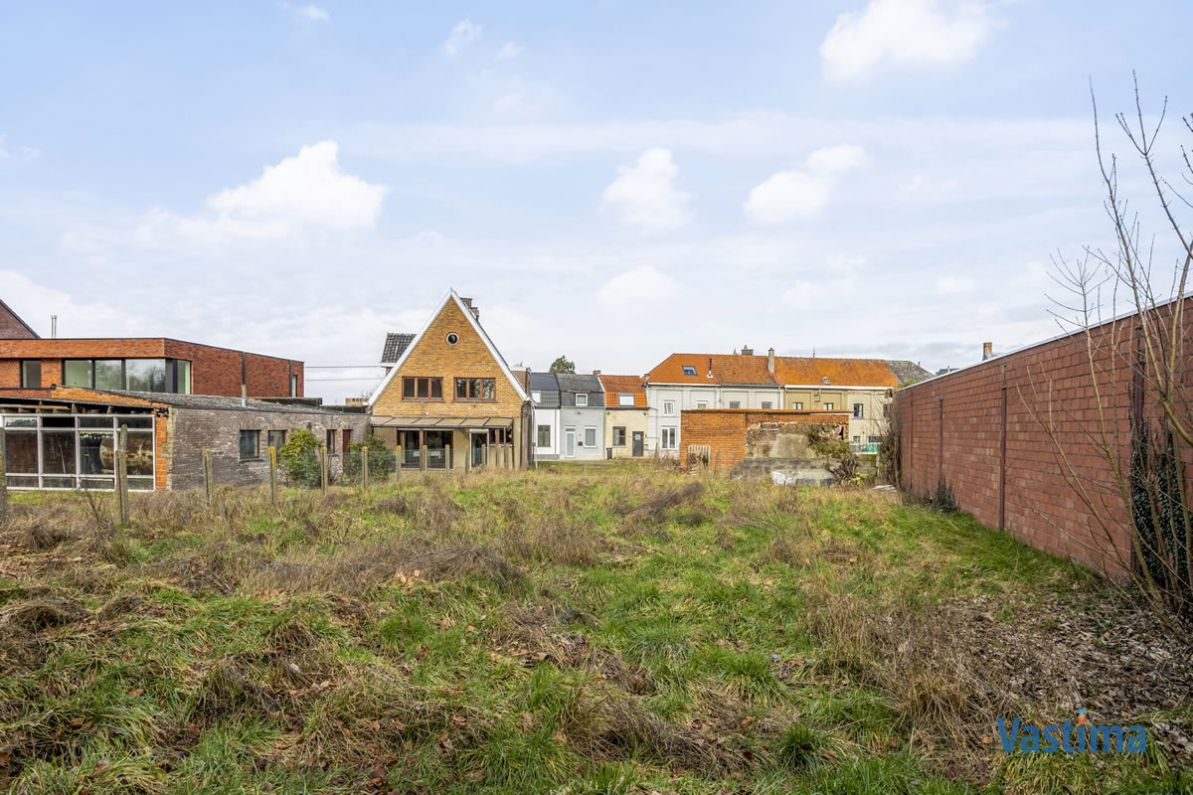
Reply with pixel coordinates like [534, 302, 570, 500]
[681, 365, 697, 376]
[446, 332, 460, 345]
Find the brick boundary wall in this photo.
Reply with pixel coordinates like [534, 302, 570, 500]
[892, 297, 1193, 578]
[681, 409, 850, 472]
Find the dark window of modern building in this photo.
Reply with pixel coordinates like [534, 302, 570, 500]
[853, 403, 864, 419]
[126, 359, 167, 392]
[64, 359, 93, 388]
[239, 430, 260, 460]
[267, 430, 287, 450]
[613, 426, 626, 446]
[536, 424, 550, 447]
[402, 376, 442, 399]
[60, 358, 190, 393]
[455, 377, 495, 400]
[19, 360, 40, 388]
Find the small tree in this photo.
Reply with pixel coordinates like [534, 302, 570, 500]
[345, 435, 397, 482]
[549, 355, 576, 374]
[278, 429, 323, 488]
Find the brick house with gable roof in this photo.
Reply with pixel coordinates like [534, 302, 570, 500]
[368, 291, 532, 470]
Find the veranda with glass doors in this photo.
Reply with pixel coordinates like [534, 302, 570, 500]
[1, 413, 155, 491]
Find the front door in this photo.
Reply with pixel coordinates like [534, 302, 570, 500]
[564, 428, 576, 458]
[632, 431, 644, 457]
[471, 433, 485, 467]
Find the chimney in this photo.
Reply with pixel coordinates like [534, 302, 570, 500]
[982, 342, 993, 360]
[592, 369, 601, 376]
[741, 344, 754, 356]
[766, 347, 775, 375]
[460, 296, 480, 320]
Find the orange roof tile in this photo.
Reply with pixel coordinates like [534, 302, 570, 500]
[645, 353, 899, 388]
[598, 374, 647, 408]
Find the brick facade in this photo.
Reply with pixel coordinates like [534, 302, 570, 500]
[0, 338, 302, 398]
[890, 301, 1193, 577]
[681, 409, 850, 472]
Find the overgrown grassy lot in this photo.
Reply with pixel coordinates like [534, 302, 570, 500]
[1, 467, 1190, 794]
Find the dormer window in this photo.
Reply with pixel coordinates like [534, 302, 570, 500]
[682, 365, 697, 376]
[575, 393, 589, 407]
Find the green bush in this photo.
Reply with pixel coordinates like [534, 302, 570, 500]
[345, 435, 397, 483]
[278, 428, 324, 488]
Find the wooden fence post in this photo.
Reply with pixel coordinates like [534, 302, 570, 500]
[361, 447, 370, 490]
[116, 426, 130, 526]
[0, 427, 8, 527]
[395, 445, 402, 481]
[319, 448, 328, 492]
[268, 445, 278, 506]
[202, 449, 214, 508]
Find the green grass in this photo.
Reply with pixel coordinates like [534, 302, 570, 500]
[0, 467, 1188, 794]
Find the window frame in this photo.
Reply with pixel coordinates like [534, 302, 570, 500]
[536, 424, 551, 448]
[681, 365, 697, 376]
[326, 428, 337, 455]
[612, 426, 627, 446]
[575, 393, 589, 408]
[584, 426, 597, 447]
[239, 430, 261, 461]
[761, 401, 773, 409]
[401, 376, 444, 401]
[728, 400, 741, 409]
[853, 402, 864, 419]
[662, 400, 676, 415]
[267, 430, 287, 451]
[19, 360, 41, 388]
[454, 377, 496, 402]
[823, 402, 835, 411]
[792, 401, 804, 410]
[661, 427, 677, 450]
[618, 393, 634, 407]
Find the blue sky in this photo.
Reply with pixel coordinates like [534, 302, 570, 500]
[2, 1, 1191, 400]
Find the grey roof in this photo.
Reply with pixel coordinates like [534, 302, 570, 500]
[529, 372, 560, 408]
[554, 373, 604, 407]
[109, 390, 360, 415]
[381, 333, 416, 364]
[887, 360, 932, 386]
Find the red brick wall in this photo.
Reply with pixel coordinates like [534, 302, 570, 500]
[890, 304, 1184, 577]
[0, 338, 301, 397]
[681, 409, 850, 471]
[0, 301, 38, 339]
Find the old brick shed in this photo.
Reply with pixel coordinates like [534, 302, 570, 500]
[0, 387, 367, 491]
[681, 408, 850, 480]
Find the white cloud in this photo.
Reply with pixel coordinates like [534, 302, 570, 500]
[806, 143, 868, 174]
[294, 4, 329, 22]
[496, 41, 524, 59]
[935, 275, 975, 295]
[206, 140, 387, 233]
[744, 144, 866, 224]
[744, 171, 830, 223]
[0, 270, 150, 337]
[0, 135, 40, 162]
[900, 173, 960, 197]
[820, 0, 992, 81]
[601, 148, 690, 231]
[597, 267, 677, 310]
[444, 17, 482, 56]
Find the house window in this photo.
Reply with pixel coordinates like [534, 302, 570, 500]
[60, 358, 188, 393]
[267, 430, 287, 450]
[19, 360, 40, 388]
[326, 429, 337, 455]
[618, 393, 634, 406]
[883, 404, 891, 419]
[853, 403, 864, 419]
[95, 359, 124, 390]
[792, 401, 804, 410]
[661, 427, 677, 449]
[575, 393, 589, 407]
[584, 427, 597, 447]
[823, 403, 834, 411]
[342, 429, 352, 451]
[761, 401, 773, 409]
[537, 425, 551, 447]
[663, 400, 676, 415]
[64, 360, 93, 388]
[613, 426, 626, 446]
[239, 430, 260, 460]
[681, 365, 697, 376]
[532, 390, 542, 404]
[728, 400, 741, 409]
[402, 376, 443, 400]
[446, 332, 459, 345]
[455, 377, 495, 401]
[868, 435, 882, 444]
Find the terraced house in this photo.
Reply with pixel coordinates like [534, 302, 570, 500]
[369, 292, 533, 470]
[644, 347, 929, 455]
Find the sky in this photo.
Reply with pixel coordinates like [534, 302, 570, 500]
[2, 1, 1191, 402]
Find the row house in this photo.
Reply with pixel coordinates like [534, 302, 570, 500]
[598, 374, 648, 458]
[644, 346, 928, 455]
[529, 371, 605, 460]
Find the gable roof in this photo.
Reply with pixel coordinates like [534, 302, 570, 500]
[529, 372, 559, 391]
[645, 352, 907, 389]
[0, 298, 39, 339]
[380, 333, 415, 364]
[886, 359, 932, 386]
[366, 290, 529, 406]
[598, 374, 647, 408]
